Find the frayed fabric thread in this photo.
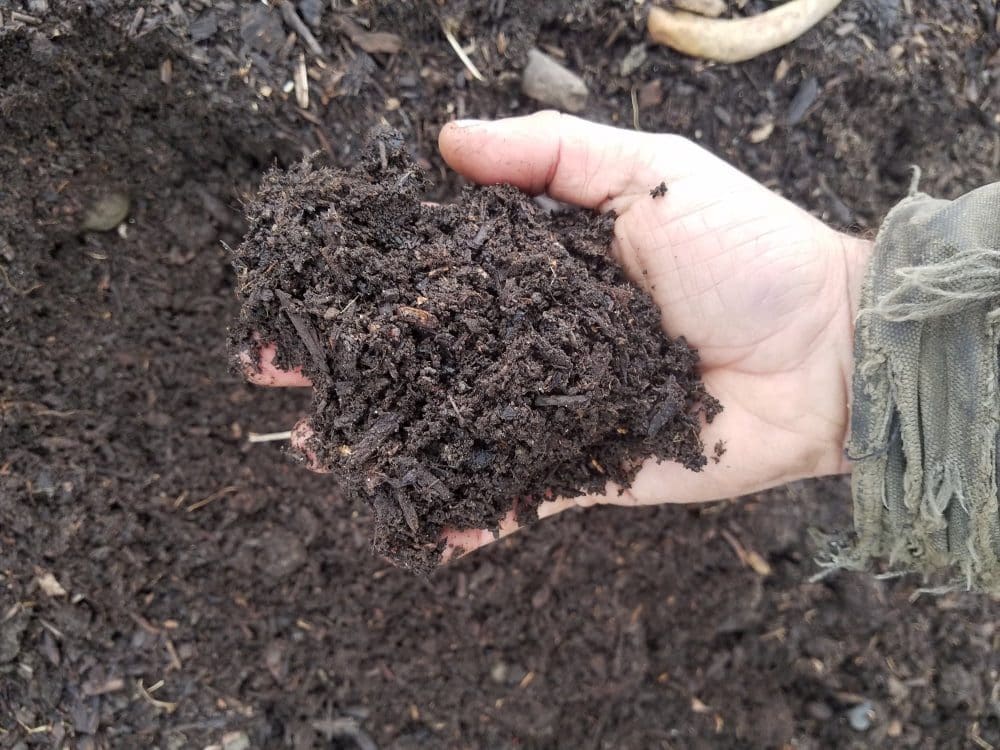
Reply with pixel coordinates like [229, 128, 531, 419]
[865, 247, 1000, 323]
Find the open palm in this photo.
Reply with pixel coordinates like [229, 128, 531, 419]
[435, 112, 870, 555]
[245, 111, 871, 560]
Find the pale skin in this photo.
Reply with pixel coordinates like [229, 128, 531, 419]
[242, 111, 873, 562]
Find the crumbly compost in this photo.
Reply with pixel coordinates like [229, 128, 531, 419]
[230, 131, 720, 572]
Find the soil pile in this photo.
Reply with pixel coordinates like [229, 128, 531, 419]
[230, 132, 719, 571]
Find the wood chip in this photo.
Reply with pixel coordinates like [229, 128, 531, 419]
[534, 394, 588, 407]
[396, 305, 439, 330]
[397, 496, 420, 534]
[275, 289, 329, 377]
[774, 57, 792, 83]
[82, 677, 125, 696]
[787, 76, 819, 125]
[35, 571, 67, 597]
[160, 59, 173, 85]
[337, 16, 402, 55]
[10, 11, 41, 25]
[294, 53, 309, 109]
[748, 120, 775, 143]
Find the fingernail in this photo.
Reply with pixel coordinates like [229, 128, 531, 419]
[451, 118, 487, 128]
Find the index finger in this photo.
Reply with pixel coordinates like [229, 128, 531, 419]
[239, 342, 312, 387]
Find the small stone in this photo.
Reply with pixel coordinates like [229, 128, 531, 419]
[250, 528, 307, 578]
[36, 570, 67, 597]
[82, 193, 130, 233]
[27, 0, 49, 14]
[620, 44, 647, 77]
[806, 701, 833, 721]
[673, 0, 726, 17]
[221, 731, 250, 750]
[490, 662, 508, 684]
[847, 700, 875, 732]
[521, 49, 588, 113]
[787, 76, 820, 126]
[190, 11, 218, 43]
[297, 0, 323, 27]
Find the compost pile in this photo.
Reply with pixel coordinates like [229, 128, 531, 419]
[230, 131, 719, 571]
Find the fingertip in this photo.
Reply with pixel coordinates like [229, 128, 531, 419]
[290, 419, 331, 474]
[536, 495, 587, 519]
[440, 527, 496, 564]
[241, 343, 312, 387]
[438, 112, 562, 194]
[437, 120, 484, 178]
[438, 111, 654, 210]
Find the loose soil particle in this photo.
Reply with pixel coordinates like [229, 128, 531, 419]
[230, 133, 719, 572]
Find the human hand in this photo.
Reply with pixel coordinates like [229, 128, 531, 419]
[244, 111, 871, 562]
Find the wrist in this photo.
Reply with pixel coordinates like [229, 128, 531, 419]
[833, 232, 874, 475]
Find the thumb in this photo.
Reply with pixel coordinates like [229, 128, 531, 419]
[438, 111, 664, 210]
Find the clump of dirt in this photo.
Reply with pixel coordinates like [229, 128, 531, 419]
[230, 130, 720, 572]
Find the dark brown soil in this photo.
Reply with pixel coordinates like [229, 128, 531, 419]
[3, 1, 1000, 749]
[231, 138, 718, 572]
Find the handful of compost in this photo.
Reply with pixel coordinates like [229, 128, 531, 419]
[230, 132, 719, 572]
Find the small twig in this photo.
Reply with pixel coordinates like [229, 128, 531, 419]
[165, 639, 182, 672]
[16, 720, 51, 735]
[247, 430, 293, 443]
[448, 395, 466, 427]
[10, 11, 42, 25]
[185, 486, 238, 512]
[279, 0, 325, 57]
[720, 528, 772, 576]
[442, 22, 486, 82]
[0, 400, 92, 418]
[136, 679, 178, 714]
[324, 295, 359, 320]
[0, 266, 42, 296]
